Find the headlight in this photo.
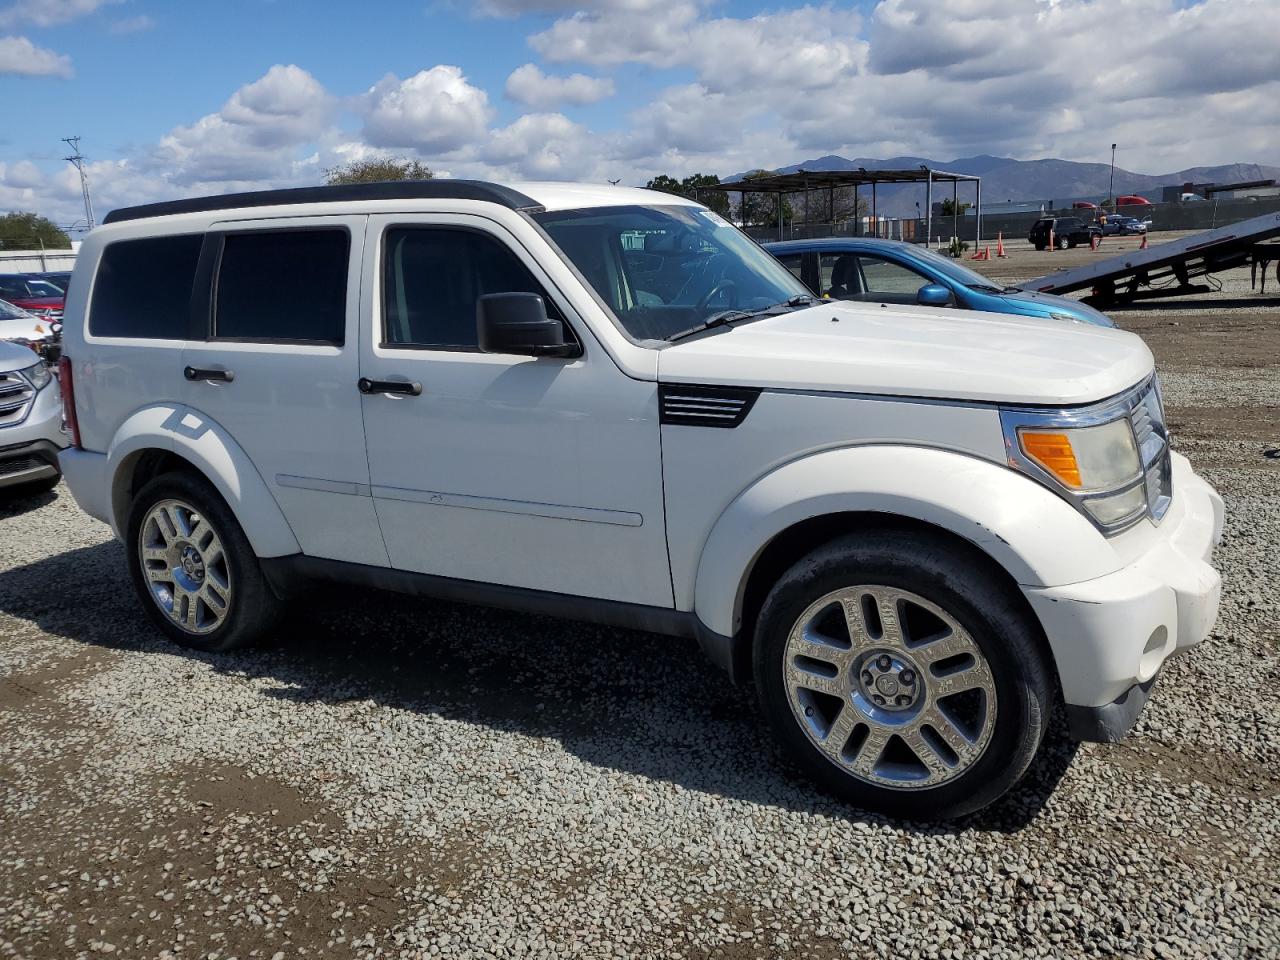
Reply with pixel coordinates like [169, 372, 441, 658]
[1048, 311, 1084, 324]
[20, 360, 52, 390]
[1001, 380, 1168, 535]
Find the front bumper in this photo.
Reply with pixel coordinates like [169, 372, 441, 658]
[0, 379, 67, 490]
[1023, 452, 1223, 741]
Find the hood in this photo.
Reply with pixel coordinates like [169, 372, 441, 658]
[0, 316, 54, 344]
[0, 337, 43, 371]
[659, 300, 1153, 406]
[995, 288, 1114, 327]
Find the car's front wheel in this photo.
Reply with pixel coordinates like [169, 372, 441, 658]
[126, 470, 282, 653]
[1055, 235, 1070, 250]
[754, 530, 1052, 820]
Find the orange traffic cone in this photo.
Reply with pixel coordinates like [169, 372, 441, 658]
[996, 232, 1008, 257]
[1090, 234, 1100, 251]
[969, 245, 988, 261]
[1139, 232, 1148, 250]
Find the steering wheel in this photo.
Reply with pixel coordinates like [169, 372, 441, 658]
[697, 279, 738, 312]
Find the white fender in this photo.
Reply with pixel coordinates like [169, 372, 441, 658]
[693, 445, 1117, 638]
[105, 403, 300, 558]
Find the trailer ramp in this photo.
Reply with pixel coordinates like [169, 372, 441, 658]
[1025, 211, 1280, 306]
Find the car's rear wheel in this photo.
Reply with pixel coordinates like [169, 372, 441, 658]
[1056, 235, 1070, 250]
[126, 470, 282, 653]
[754, 530, 1053, 820]
[1033, 242, 1045, 251]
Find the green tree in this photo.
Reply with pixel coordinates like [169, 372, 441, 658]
[0, 212, 71, 250]
[644, 172, 731, 217]
[940, 198, 971, 217]
[734, 170, 794, 228]
[324, 157, 433, 185]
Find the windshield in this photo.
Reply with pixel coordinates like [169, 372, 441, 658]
[0, 298, 31, 320]
[912, 246, 1005, 290]
[532, 204, 811, 342]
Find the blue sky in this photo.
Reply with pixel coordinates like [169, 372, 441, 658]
[2, 0, 1277, 229]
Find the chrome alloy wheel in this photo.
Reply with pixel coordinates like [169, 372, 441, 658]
[137, 499, 232, 635]
[782, 586, 997, 790]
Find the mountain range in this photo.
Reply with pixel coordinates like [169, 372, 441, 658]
[730, 155, 1280, 217]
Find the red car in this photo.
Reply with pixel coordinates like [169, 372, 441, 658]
[1115, 195, 1152, 207]
[0, 275, 64, 321]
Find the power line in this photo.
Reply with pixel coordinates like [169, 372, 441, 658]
[62, 136, 96, 230]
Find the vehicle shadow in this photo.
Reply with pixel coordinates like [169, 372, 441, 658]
[0, 540, 1079, 835]
[0, 484, 59, 518]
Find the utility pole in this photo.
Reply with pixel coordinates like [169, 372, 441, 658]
[1108, 143, 1117, 208]
[62, 136, 95, 230]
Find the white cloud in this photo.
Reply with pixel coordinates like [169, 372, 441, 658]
[152, 65, 334, 185]
[505, 63, 613, 108]
[529, 1, 701, 67]
[0, 34, 73, 77]
[0, 0, 116, 27]
[362, 66, 492, 153]
[484, 112, 597, 178]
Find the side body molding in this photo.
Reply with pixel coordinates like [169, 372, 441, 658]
[692, 445, 1118, 639]
[105, 404, 301, 558]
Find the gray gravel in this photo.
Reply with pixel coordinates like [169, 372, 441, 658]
[2, 324, 1278, 958]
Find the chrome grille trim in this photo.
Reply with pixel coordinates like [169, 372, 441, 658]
[0, 372, 34, 428]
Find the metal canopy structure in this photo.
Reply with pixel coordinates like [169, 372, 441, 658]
[700, 166, 983, 243]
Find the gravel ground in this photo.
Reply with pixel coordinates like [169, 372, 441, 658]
[2, 277, 1278, 959]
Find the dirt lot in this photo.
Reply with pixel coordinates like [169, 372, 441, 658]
[1, 238, 1278, 959]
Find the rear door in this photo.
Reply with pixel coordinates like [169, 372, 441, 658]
[180, 215, 389, 567]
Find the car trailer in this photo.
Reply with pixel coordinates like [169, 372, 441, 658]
[1025, 210, 1280, 306]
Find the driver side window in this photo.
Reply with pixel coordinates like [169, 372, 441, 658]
[857, 256, 931, 297]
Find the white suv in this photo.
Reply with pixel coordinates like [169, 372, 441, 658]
[57, 181, 1223, 818]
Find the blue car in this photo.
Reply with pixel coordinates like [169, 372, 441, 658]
[763, 238, 1115, 327]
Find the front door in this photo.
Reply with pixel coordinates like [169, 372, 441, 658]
[181, 215, 389, 567]
[358, 213, 672, 607]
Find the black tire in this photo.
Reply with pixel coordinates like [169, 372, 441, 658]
[125, 470, 283, 653]
[1056, 236, 1070, 250]
[1033, 243, 1045, 251]
[753, 529, 1053, 820]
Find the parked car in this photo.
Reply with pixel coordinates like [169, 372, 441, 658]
[1100, 215, 1149, 236]
[0, 275, 64, 321]
[0, 338, 66, 496]
[1070, 201, 1098, 210]
[57, 180, 1223, 819]
[1028, 216, 1101, 250]
[765, 238, 1114, 326]
[25, 271, 72, 293]
[1115, 195, 1153, 208]
[0, 297, 61, 359]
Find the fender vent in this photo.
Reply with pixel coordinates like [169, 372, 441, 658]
[659, 384, 761, 428]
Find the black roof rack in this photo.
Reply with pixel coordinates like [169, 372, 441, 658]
[102, 179, 543, 225]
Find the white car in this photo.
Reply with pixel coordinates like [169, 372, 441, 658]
[55, 181, 1223, 818]
[0, 338, 65, 494]
[0, 296, 58, 348]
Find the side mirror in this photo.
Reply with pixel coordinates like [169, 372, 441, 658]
[916, 283, 953, 307]
[476, 293, 581, 358]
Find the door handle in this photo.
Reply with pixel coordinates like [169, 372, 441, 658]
[358, 377, 422, 397]
[184, 366, 234, 383]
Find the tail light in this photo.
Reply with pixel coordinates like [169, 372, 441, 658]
[57, 355, 81, 449]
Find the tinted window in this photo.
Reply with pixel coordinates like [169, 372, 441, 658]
[774, 252, 805, 282]
[383, 228, 559, 350]
[90, 235, 203, 339]
[214, 230, 348, 343]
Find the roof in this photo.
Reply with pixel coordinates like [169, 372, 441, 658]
[101, 179, 695, 225]
[762, 237, 914, 253]
[702, 167, 981, 194]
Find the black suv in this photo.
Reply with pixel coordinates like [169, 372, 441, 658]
[1029, 216, 1101, 250]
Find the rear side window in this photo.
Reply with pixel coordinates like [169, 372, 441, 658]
[89, 235, 203, 339]
[214, 230, 349, 343]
